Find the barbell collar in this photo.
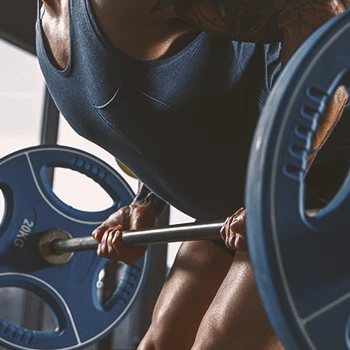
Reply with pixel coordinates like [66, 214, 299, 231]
[50, 221, 224, 253]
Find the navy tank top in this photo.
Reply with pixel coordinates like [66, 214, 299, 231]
[36, 0, 282, 220]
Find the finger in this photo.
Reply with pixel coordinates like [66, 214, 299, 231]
[97, 227, 124, 260]
[111, 230, 147, 265]
[221, 216, 232, 243]
[114, 224, 124, 232]
[98, 227, 121, 259]
[92, 222, 109, 243]
[97, 228, 111, 257]
[229, 209, 246, 234]
[93, 207, 130, 243]
[226, 208, 247, 251]
[107, 230, 116, 256]
[101, 229, 108, 253]
[97, 240, 106, 257]
[111, 228, 127, 256]
[220, 216, 230, 241]
[221, 215, 238, 250]
[226, 231, 237, 250]
[112, 228, 137, 264]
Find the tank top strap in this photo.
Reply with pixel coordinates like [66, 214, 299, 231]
[36, 0, 76, 76]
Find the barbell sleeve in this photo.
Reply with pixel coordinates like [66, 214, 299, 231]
[50, 220, 225, 253]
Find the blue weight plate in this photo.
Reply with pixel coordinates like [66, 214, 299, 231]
[246, 9, 350, 350]
[0, 145, 150, 350]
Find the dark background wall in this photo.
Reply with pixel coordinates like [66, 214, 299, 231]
[0, 0, 36, 54]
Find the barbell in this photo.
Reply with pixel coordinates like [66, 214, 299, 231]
[0, 8, 349, 350]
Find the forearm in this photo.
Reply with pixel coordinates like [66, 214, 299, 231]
[279, 0, 347, 65]
[132, 183, 167, 216]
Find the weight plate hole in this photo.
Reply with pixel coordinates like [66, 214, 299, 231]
[0, 184, 12, 237]
[48, 167, 114, 212]
[96, 261, 128, 308]
[0, 287, 57, 332]
[0, 188, 5, 231]
[304, 161, 350, 213]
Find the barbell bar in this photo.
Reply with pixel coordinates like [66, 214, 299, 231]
[43, 209, 319, 259]
[49, 221, 224, 253]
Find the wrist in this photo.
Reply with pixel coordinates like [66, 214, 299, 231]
[131, 192, 166, 217]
